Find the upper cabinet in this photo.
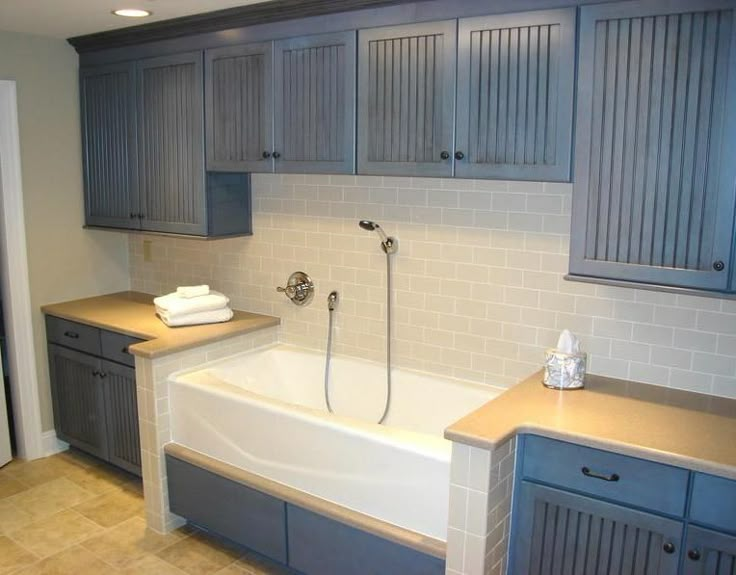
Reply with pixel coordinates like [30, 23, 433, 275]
[273, 32, 356, 174]
[356, 10, 576, 180]
[205, 42, 273, 173]
[569, 0, 736, 292]
[81, 62, 138, 230]
[357, 21, 457, 177]
[205, 33, 356, 175]
[455, 9, 576, 181]
[81, 52, 252, 237]
[137, 52, 206, 235]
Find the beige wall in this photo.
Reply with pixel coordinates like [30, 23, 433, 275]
[131, 174, 736, 399]
[0, 31, 130, 432]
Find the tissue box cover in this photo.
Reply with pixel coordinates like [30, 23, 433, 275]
[543, 350, 586, 390]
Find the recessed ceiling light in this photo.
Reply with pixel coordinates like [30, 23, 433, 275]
[112, 8, 152, 17]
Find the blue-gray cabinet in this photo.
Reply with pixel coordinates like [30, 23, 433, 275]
[358, 21, 457, 177]
[81, 53, 252, 237]
[273, 32, 356, 174]
[205, 42, 273, 173]
[512, 481, 683, 574]
[569, 0, 736, 292]
[80, 62, 138, 230]
[683, 526, 736, 575]
[357, 10, 576, 180]
[511, 435, 736, 575]
[46, 316, 142, 475]
[136, 52, 206, 235]
[455, 9, 576, 181]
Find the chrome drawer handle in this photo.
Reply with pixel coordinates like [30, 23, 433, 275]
[581, 466, 620, 482]
[63, 331, 80, 339]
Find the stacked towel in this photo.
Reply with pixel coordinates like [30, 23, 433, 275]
[154, 288, 233, 327]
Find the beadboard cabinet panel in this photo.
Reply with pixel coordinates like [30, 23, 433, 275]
[137, 51, 207, 235]
[358, 21, 456, 177]
[80, 62, 139, 230]
[48, 344, 108, 461]
[683, 526, 736, 575]
[571, 0, 736, 291]
[273, 32, 356, 174]
[103, 361, 141, 475]
[455, 9, 575, 181]
[205, 42, 273, 172]
[512, 481, 683, 575]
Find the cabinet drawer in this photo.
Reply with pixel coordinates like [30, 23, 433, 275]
[522, 435, 689, 516]
[690, 473, 736, 534]
[46, 316, 101, 356]
[101, 330, 142, 368]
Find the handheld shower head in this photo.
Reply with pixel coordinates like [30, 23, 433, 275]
[358, 220, 398, 254]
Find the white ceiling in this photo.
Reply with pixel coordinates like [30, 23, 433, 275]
[0, 0, 275, 40]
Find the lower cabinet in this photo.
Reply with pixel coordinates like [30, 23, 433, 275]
[511, 482, 682, 574]
[510, 435, 736, 575]
[46, 316, 142, 475]
[48, 345, 109, 460]
[683, 526, 736, 575]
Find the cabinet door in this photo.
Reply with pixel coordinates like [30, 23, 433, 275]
[48, 345, 107, 460]
[80, 62, 139, 230]
[456, 9, 575, 181]
[683, 526, 736, 575]
[137, 52, 206, 235]
[570, 1, 736, 291]
[273, 32, 355, 174]
[358, 21, 456, 177]
[205, 42, 273, 172]
[102, 361, 141, 476]
[511, 482, 682, 575]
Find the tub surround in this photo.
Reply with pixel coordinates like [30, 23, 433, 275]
[164, 443, 446, 559]
[446, 371, 736, 480]
[41, 291, 279, 359]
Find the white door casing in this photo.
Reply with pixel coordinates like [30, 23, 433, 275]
[0, 80, 44, 460]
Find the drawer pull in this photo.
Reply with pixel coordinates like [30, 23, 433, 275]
[581, 466, 620, 482]
[688, 549, 701, 561]
[63, 331, 80, 339]
[663, 542, 676, 554]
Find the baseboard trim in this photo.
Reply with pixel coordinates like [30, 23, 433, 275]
[42, 431, 68, 456]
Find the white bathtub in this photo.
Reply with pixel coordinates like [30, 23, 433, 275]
[167, 344, 502, 541]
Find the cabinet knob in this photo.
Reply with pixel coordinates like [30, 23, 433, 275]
[262, 151, 272, 159]
[454, 151, 465, 161]
[129, 212, 137, 219]
[272, 151, 281, 159]
[440, 151, 450, 160]
[687, 549, 701, 561]
[662, 542, 676, 554]
[138, 213, 146, 219]
[713, 260, 725, 271]
[92, 370, 100, 377]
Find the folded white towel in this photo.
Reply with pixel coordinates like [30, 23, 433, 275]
[153, 290, 229, 318]
[176, 285, 210, 298]
[157, 306, 234, 327]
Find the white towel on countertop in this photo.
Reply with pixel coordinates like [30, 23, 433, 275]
[157, 306, 233, 327]
[176, 285, 210, 298]
[153, 290, 229, 318]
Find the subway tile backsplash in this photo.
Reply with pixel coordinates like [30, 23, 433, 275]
[129, 174, 736, 398]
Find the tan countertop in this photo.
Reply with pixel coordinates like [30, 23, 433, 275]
[446, 371, 736, 480]
[42, 291, 280, 359]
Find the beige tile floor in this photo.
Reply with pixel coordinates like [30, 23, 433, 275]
[0, 449, 291, 574]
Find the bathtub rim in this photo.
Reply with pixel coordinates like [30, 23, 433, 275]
[164, 442, 447, 559]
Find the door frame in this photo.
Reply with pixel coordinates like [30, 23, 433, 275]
[0, 81, 44, 460]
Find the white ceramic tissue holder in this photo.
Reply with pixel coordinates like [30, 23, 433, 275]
[543, 330, 586, 390]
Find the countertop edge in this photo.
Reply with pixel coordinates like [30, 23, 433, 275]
[445, 423, 736, 482]
[42, 292, 281, 361]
